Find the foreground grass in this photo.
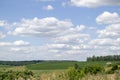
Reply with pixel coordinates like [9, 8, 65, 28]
[0, 68, 120, 80]
[36, 70, 120, 80]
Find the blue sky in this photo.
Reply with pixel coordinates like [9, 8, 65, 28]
[0, 0, 120, 61]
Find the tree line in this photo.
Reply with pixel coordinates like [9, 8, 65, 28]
[0, 60, 44, 66]
[87, 55, 120, 61]
[0, 60, 77, 66]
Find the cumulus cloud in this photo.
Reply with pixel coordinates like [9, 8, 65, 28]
[0, 40, 30, 47]
[13, 40, 30, 46]
[40, 24, 91, 57]
[0, 20, 8, 27]
[0, 40, 32, 60]
[96, 11, 120, 24]
[54, 34, 89, 44]
[43, 5, 54, 10]
[0, 32, 6, 39]
[70, 0, 120, 8]
[54, 25, 89, 44]
[6, 17, 93, 60]
[1, 14, 120, 61]
[8, 16, 120, 60]
[98, 24, 120, 38]
[9, 17, 73, 37]
[87, 11, 120, 54]
[96, 11, 120, 45]
[10, 47, 32, 53]
[89, 38, 120, 46]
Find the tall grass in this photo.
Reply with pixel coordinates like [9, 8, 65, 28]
[37, 71, 120, 80]
[37, 63, 120, 80]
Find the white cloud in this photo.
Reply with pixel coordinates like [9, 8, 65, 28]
[0, 20, 8, 27]
[0, 42, 11, 46]
[54, 34, 89, 44]
[70, 0, 120, 8]
[98, 24, 120, 38]
[13, 40, 30, 46]
[96, 11, 120, 24]
[0, 32, 6, 39]
[10, 47, 32, 53]
[89, 12, 120, 55]
[43, 5, 54, 10]
[6, 17, 93, 60]
[10, 17, 73, 37]
[89, 38, 120, 46]
[0, 40, 30, 47]
[47, 44, 70, 50]
[1, 15, 120, 61]
[54, 25, 89, 44]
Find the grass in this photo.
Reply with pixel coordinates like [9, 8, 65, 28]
[26, 61, 108, 70]
[25, 61, 120, 80]
[0, 61, 120, 80]
[1, 61, 120, 70]
[34, 70, 120, 80]
[0, 65, 26, 72]
[0, 65, 11, 68]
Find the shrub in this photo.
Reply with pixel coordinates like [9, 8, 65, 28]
[84, 64, 104, 75]
[74, 63, 79, 69]
[111, 65, 118, 71]
[106, 64, 119, 74]
[66, 67, 85, 80]
[0, 70, 34, 80]
[106, 70, 114, 74]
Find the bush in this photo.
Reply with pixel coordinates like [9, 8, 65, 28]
[66, 67, 85, 80]
[111, 65, 118, 71]
[74, 63, 79, 69]
[84, 64, 104, 75]
[0, 70, 33, 80]
[106, 64, 120, 74]
[106, 70, 114, 74]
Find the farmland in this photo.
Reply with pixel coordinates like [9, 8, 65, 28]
[26, 61, 107, 70]
[0, 61, 120, 80]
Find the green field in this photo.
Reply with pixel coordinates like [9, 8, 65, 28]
[0, 65, 11, 68]
[26, 61, 108, 70]
[1, 61, 120, 71]
[0, 61, 120, 80]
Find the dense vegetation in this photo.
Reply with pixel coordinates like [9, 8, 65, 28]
[87, 55, 120, 61]
[0, 60, 44, 66]
[0, 70, 33, 80]
[0, 60, 76, 66]
[65, 63, 120, 80]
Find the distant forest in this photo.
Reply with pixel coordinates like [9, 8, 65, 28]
[87, 55, 120, 61]
[0, 60, 76, 66]
[0, 60, 44, 66]
[0, 55, 120, 66]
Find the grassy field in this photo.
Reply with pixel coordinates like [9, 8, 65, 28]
[1, 61, 120, 70]
[26, 61, 108, 70]
[0, 61, 120, 80]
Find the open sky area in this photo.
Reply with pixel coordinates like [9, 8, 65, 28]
[0, 0, 120, 61]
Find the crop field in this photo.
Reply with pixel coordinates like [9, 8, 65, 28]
[26, 61, 108, 70]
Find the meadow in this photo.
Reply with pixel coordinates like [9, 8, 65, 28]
[26, 61, 108, 70]
[0, 61, 120, 80]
